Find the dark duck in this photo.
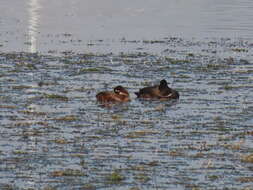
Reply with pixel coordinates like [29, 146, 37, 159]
[135, 79, 179, 100]
[96, 86, 130, 103]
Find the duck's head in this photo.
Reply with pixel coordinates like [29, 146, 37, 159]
[159, 79, 168, 90]
[114, 86, 129, 97]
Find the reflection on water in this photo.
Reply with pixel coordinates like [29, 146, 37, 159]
[28, 0, 40, 53]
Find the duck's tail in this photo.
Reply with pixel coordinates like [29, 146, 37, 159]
[134, 92, 140, 98]
[171, 90, 180, 99]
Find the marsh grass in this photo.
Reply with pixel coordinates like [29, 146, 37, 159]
[78, 67, 112, 74]
[13, 150, 28, 155]
[55, 115, 78, 122]
[143, 40, 166, 44]
[223, 140, 245, 151]
[236, 177, 253, 183]
[241, 154, 253, 163]
[0, 40, 253, 189]
[222, 84, 235, 91]
[53, 138, 69, 144]
[134, 173, 151, 183]
[19, 110, 47, 116]
[165, 57, 191, 64]
[12, 85, 31, 90]
[231, 48, 248, 52]
[207, 175, 220, 181]
[43, 186, 57, 190]
[125, 130, 158, 138]
[44, 94, 69, 101]
[168, 150, 185, 157]
[0, 105, 17, 109]
[82, 184, 96, 190]
[50, 169, 85, 177]
[106, 171, 125, 184]
[129, 187, 141, 190]
[0, 184, 16, 190]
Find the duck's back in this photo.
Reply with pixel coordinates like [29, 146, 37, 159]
[96, 91, 130, 103]
[135, 86, 160, 98]
[96, 92, 115, 103]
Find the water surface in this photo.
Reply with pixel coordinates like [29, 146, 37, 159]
[1, 0, 253, 53]
[0, 0, 253, 189]
[1, 38, 253, 189]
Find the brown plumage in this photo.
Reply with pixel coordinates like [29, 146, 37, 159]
[96, 86, 130, 103]
[135, 79, 179, 100]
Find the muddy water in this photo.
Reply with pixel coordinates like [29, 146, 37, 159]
[1, 0, 253, 190]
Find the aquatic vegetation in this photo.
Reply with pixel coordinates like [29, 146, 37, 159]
[0, 105, 17, 109]
[165, 57, 191, 64]
[134, 173, 151, 183]
[231, 48, 248, 52]
[125, 130, 158, 138]
[43, 186, 57, 190]
[187, 53, 195, 57]
[223, 140, 245, 150]
[236, 177, 253, 183]
[168, 150, 185, 157]
[12, 85, 31, 90]
[222, 84, 234, 90]
[241, 154, 253, 163]
[50, 169, 85, 177]
[129, 187, 141, 190]
[207, 175, 220, 181]
[44, 93, 69, 101]
[53, 138, 69, 144]
[55, 115, 78, 122]
[78, 67, 112, 73]
[0, 37, 253, 189]
[106, 171, 125, 184]
[13, 150, 29, 155]
[16, 62, 37, 70]
[19, 110, 47, 116]
[0, 184, 15, 190]
[143, 40, 166, 44]
[82, 184, 96, 190]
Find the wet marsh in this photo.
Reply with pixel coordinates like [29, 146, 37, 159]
[0, 37, 253, 189]
[1, 0, 253, 189]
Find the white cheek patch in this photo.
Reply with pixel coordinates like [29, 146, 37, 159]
[165, 93, 173, 97]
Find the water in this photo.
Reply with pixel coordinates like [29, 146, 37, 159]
[0, 0, 253, 190]
[1, 0, 253, 53]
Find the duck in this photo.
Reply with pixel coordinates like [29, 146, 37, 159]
[135, 79, 179, 100]
[96, 86, 130, 103]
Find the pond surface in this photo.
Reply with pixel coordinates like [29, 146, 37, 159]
[1, 0, 253, 53]
[1, 38, 253, 190]
[0, 0, 253, 190]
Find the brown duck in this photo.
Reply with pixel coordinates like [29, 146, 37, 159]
[135, 79, 179, 100]
[96, 86, 130, 103]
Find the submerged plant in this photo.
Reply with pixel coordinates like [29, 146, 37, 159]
[50, 169, 85, 177]
[55, 115, 78, 122]
[241, 154, 253, 163]
[44, 94, 69, 101]
[107, 171, 125, 184]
